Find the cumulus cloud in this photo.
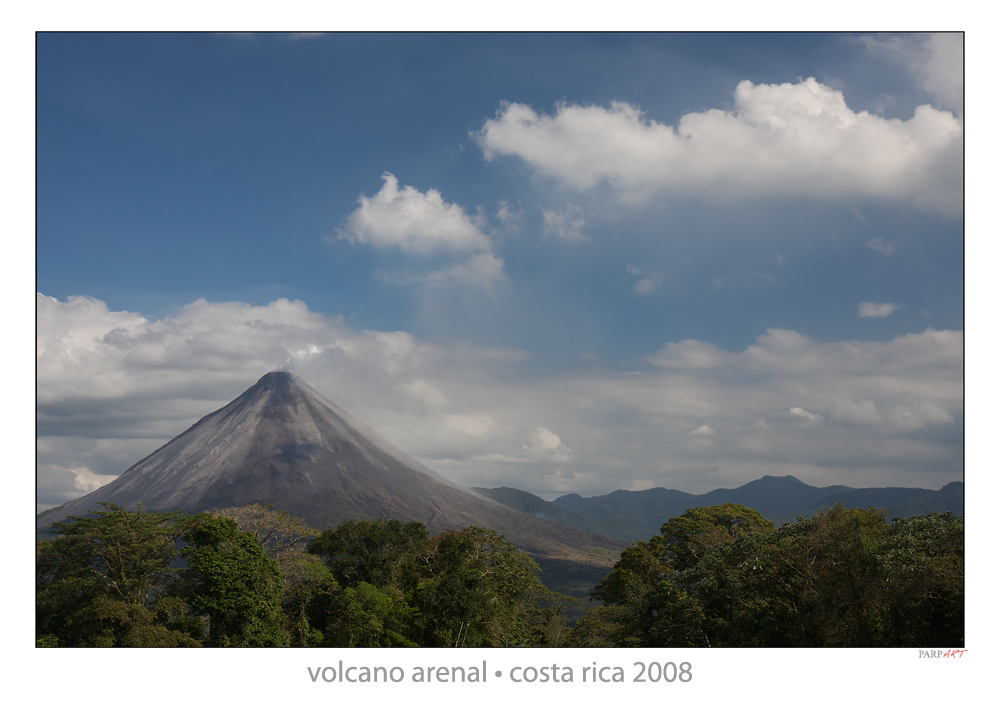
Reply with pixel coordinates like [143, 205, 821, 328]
[542, 203, 587, 242]
[338, 173, 505, 289]
[69, 465, 118, 493]
[473, 426, 572, 465]
[37, 293, 962, 507]
[474, 77, 962, 217]
[858, 301, 901, 318]
[339, 172, 490, 254]
[522, 426, 571, 461]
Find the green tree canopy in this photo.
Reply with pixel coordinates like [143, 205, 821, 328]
[308, 519, 430, 590]
[411, 527, 548, 647]
[659, 503, 776, 570]
[181, 517, 289, 647]
[36, 503, 206, 647]
[305, 521, 567, 647]
[584, 502, 963, 648]
[211, 503, 319, 566]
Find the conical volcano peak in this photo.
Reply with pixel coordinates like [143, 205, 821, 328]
[244, 371, 299, 400]
[36, 372, 624, 566]
[257, 371, 294, 387]
[246, 371, 302, 409]
[35, 370, 471, 529]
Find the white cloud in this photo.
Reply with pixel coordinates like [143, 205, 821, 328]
[71, 465, 118, 493]
[689, 425, 715, 436]
[401, 379, 448, 413]
[443, 412, 495, 437]
[336, 174, 505, 289]
[523, 426, 571, 460]
[887, 402, 955, 428]
[922, 34, 964, 114]
[626, 264, 664, 295]
[496, 201, 523, 228]
[862, 33, 963, 115]
[865, 237, 896, 256]
[634, 278, 656, 295]
[339, 172, 490, 254]
[831, 398, 884, 425]
[858, 301, 901, 318]
[648, 339, 734, 369]
[790, 407, 824, 425]
[474, 78, 962, 217]
[473, 425, 572, 465]
[542, 203, 587, 242]
[378, 252, 506, 290]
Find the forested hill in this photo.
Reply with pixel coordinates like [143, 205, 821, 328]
[473, 476, 964, 543]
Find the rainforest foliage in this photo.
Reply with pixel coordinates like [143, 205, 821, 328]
[36, 503, 573, 647]
[572, 503, 964, 648]
[36, 501, 962, 647]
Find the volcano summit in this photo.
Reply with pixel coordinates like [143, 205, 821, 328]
[37, 372, 621, 565]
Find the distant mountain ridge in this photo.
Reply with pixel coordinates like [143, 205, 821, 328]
[474, 475, 963, 543]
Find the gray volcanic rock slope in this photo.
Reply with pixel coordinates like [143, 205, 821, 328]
[37, 373, 622, 563]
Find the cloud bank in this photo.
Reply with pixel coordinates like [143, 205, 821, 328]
[474, 77, 962, 217]
[38, 293, 962, 511]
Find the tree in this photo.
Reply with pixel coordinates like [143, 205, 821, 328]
[181, 517, 289, 647]
[583, 504, 777, 647]
[211, 503, 318, 567]
[325, 582, 418, 647]
[569, 605, 639, 647]
[308, 519, 429, 590]
[278, 555, 341, 647]
[309, 521, 561, 647]
[300, 519, 430, 647]
[791, 504, 891, 645]
[583, 534, 672, 646]
[36, 503, 206, 647]
[209, 504, 346, 645]
[659, 503, 775, 570]
[584, 502, 964, 648]
[881, 512, 964, 647]
[592, 534, 670, 607]
[410, 527, 548, 647]
[659, 524, 800, 646]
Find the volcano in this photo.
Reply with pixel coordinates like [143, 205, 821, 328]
[37, 372, 622, 566]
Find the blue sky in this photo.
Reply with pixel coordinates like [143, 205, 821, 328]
[36, 32, 964, 511]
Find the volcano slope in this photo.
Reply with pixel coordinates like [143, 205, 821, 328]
[37, 372, 622, 577]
